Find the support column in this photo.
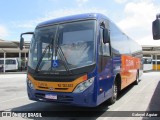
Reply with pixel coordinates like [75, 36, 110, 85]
[151, 54, 153, 60]
[19, 52, 21, 71]
[3, 52, 6, 73]
[155, 54, 158, 71]
[151, 54, 153, 70]
[25, 52, 26, 69]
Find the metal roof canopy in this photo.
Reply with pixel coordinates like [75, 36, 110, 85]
[0, 40, 29, 53]
[0, 41, 18, 48]
[142, 45, 160, 55]
[0, 48, 28, 53]
[143, 51, 160, 55]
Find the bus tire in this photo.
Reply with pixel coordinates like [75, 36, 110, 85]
[134, 71, 139, 85]
[108, 80, 118, 105]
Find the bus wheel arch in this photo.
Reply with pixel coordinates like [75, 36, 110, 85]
[108, 73, 121, 104]
[116, 73, 121, 92]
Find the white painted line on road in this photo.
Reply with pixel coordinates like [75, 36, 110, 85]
[0, 96, 27, 104]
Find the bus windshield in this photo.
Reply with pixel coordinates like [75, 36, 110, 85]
[28, 20, 96, 72]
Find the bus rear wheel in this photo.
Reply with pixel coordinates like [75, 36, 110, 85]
[134, 71, 139, 85]
[108, 80, 118, 104]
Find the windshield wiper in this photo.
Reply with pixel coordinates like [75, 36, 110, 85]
[56, 44, 72, 75]
[34, 41, 72, 75]
[35, 44, 51, 72]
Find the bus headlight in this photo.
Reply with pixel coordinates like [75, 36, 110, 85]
[27, 79, 35, 90]
[73, 77, 94, 93]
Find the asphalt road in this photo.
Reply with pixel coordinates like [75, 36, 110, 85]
[0, 72, 160, 120]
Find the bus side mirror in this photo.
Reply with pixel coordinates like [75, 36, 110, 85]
[20, 36, 24, 50]
[103, 29, 110, 44]
[19, 32, 34, 50]
[152, 16, 160, 40]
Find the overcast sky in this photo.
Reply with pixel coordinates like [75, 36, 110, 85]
[0, 0, 160, 45]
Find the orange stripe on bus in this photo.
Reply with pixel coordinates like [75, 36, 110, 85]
[27, 74, 88, 93]
[120, 55, 140, 90]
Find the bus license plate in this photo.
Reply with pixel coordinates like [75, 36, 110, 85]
[45, 94, 57, 100]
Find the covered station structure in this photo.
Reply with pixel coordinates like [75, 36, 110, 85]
[142, 45, 160, 71]
[0, 39, 29, 72]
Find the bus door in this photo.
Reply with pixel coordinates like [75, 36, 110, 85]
[98, 21, 113, 99]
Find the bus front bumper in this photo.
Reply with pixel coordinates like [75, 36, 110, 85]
[27, 84, 97, 107]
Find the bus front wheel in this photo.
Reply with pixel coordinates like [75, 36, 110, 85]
[108, 80, 118, 104]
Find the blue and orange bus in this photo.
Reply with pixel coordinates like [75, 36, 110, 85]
[20, 13, 143, 107]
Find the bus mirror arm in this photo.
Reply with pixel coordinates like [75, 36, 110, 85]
[20, 32, 34, 50]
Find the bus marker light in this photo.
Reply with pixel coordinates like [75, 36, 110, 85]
[100, 88, 103, 92]
[107, 75, 110, 78]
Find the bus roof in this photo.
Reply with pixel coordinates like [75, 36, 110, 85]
[37, 13, 108, 28]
